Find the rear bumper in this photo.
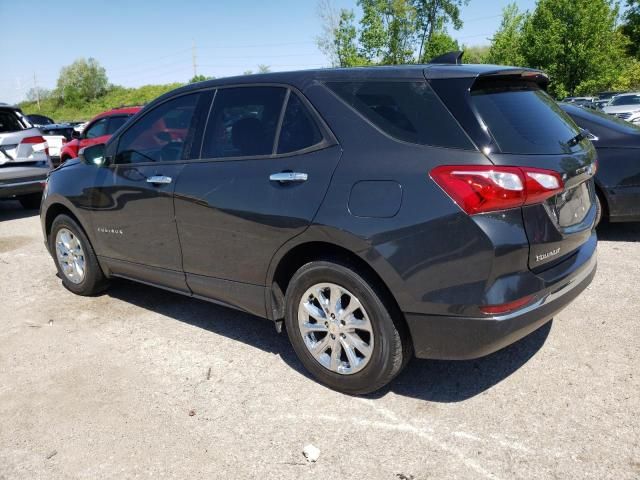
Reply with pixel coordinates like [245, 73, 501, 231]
[0, 167, 47, 198]
[406, 242, 597, 360]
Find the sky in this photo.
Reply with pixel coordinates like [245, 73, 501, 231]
[0, 0, 537, 105]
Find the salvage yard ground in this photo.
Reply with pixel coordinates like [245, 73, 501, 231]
[0, 200, 638, 480]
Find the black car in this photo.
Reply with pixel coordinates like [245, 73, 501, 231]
[26, 114, 55, 127]
[561, 103, 640, 223]
[41, 64, 597, 394]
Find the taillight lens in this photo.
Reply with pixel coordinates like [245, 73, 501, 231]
[20, 135, 49, 156]
[430, 165, 563, 215]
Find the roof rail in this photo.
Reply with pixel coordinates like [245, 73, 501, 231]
[428, 50, 464, 65]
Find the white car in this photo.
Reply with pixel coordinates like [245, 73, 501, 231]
[602, 92, 640, 124]
[0, 104, 52, 209]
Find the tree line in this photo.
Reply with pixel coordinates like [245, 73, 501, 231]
[317, 0, 640, 98]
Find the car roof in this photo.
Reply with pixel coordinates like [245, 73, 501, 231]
[90, 106, 142, 122]
[145, 63, 546, 112]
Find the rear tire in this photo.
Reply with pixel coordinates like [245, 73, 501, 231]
[19, 193, 42, 210]
[284, 260, 411, 395]
[49, 214, 108, 296]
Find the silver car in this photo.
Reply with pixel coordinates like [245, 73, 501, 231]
[602, 92, 640, 123]
[0, 104, 52, 209]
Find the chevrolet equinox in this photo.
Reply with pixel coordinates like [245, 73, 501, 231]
[41, 63, 598, 394]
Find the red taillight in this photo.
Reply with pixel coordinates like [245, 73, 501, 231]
[479, 295, 535, 315]
[19, 135, 49, 156]
[430, 165, 563, 215]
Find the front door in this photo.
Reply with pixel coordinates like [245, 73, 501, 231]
[173, 86, 341, 301]
[89, 92, 204, 292]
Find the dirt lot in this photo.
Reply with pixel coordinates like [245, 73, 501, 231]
[0, 200, 638, 480]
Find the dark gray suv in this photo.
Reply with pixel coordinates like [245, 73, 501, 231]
[41, 64, 597, 394]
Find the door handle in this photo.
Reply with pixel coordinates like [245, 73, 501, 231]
[146, 175, 173, 185]
[269, 172, 308, 183]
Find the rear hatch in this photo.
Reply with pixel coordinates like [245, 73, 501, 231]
[428, 69, 597, 271]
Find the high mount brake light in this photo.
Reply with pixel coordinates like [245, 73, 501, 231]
[430, 165, 563, 215]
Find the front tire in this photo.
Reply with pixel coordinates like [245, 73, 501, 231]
[284, 260, 411, 395]
[49, 214, 108, 295]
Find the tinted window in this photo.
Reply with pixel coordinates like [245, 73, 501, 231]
[0, 111, 24, 132]
[107, 115, 130, 135]
[471, 85, 584, 154]
[27, 114, 54, 126]
[85, 118, 108, 139]
[115, 93, 199, 164]
[202, 86, 286, 158]
[277, 93, 323, 154]
[327, 81, 473, 149]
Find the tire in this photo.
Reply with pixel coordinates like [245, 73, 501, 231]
[19, 193, 42, 210]
[284, 260, 411, 395]
[49, 214, 108, 296]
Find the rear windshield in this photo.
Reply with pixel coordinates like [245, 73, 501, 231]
[0, 110, 25, 133]
[471, 83, 584, 154]
[326, 81, 474, 150]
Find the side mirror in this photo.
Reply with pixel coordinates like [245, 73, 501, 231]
[71, 130, 81, 140]
[79, 143, 108, 167]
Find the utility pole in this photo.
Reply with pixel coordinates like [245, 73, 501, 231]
[33, 73, 40, 111]
[192, 40, 197, 78]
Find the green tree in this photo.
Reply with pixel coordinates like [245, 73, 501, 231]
[463, 45, 490, 64]
[335, 9, 370, 66]
[414, 0, 469, 62]
[257, 64, 271, 73]
[421, 30, 459, 62]
[621, 0, 640, 58]
[520, 0, 627, 97]
[55, 58, 108, 107]
[486, 3, 526, 66]
[189, 74, 214, 83]
[358, 0, 417, 64]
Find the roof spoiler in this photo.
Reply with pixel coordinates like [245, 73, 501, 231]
[428, 50, 464, 65]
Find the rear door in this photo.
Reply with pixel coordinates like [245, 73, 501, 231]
[174, 85, 341, 297]
[79, 117, 110, 150]
[431, 73, 597, 270]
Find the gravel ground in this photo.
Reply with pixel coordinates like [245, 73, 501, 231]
[0, 200, 638, 480]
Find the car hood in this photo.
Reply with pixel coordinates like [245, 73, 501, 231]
[602, 105, 640, 114]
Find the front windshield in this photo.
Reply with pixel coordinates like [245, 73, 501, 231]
[610, 94, 640, 106]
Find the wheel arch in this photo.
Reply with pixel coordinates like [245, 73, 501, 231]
[266, 239, 407, 335]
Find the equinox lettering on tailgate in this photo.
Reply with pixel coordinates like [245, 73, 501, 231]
[536, 248, 561, 262]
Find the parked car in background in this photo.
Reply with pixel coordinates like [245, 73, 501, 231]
[601, 92, 640, 123]
[563, 96, 597, 108]
[595, 91, 623, 107]
[26, 114, 55, 127]
[59, 107, 141, 162]
[0, 104, 51, 209]
[39, 123, 76, 142]
[42, 64, 597, 394]
[561, 102, 640, 223]
[38, 123, 77, 166]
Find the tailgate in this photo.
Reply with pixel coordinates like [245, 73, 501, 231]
[428, 69, 597, 271]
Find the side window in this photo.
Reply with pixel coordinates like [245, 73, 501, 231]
[277, 93, 323, 154]
[201, 86, 286, 158]
[107, 115, 130, 135]
[84, 118, 108, 139]
[326, 81, 474, 149]
[115, 93, 199, 164]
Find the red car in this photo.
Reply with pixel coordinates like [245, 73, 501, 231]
[59, 106, 141, 163]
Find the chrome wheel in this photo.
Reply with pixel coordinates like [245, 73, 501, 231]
[55, 228, 86, 284]
[298, 282, 374, 375]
